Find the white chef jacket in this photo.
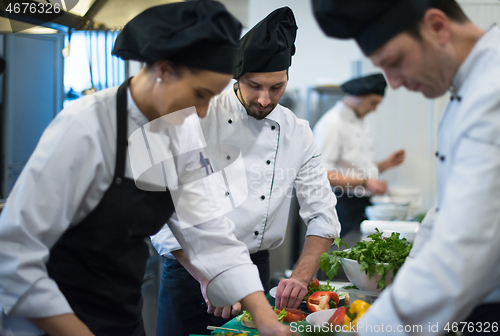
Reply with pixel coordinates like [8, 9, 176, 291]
[359, 26, 500, 336]
[313, 101, 379, 195]
[152, 88, 340, 257]
[0, 86, 262, 335]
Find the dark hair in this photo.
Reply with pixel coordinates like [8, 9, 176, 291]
[406, 0, 470, 40]
[145, 61, 201, 77]
[236, 68, 290, 81]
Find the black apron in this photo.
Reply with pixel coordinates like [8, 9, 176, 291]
[46, 80, 175, 336]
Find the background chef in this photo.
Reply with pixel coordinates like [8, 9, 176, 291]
[313, 0, 500, 334]
[152, 7, 340, 336]
[0, 3, 291, 336]
[313, 74, 405, 242]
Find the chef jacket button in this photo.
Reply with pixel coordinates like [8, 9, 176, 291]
[261, 195, 265, 200]
[254, 231, 259, 236]
[436, 208, 439, 213]
[226, 155, 231, 160]
[435, 151, 439, 157]
[115, 177, 122, 185]
[266, 160, 271, 165]
[225, 191, 230, 196]
[228, 119, 233, 124]
[440, 156, 446, 162]
[457, 96, 462, 102]
[271, 125, 276, 130]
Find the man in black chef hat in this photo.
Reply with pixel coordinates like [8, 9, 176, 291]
[313, 73, 405, 244]
[153, 6, 340, 336]
[312, 0, 500, 334]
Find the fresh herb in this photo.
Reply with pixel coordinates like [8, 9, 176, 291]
[343, 285, 359, 290]
[320, 229, 412, 290]
[304, 279, 335, 300]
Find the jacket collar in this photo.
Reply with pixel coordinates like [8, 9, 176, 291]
[452, 25, 499, 95]
[128, 87, 150, 128]
[337, 101, 363, 122]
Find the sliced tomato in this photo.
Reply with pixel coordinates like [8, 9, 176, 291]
[328, 306, 346, 326]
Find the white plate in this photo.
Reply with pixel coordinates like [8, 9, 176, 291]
[306, 309, 355, 333]
[269, 281, 348, 300]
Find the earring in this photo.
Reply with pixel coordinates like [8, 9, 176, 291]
[156, 77, 162, 83]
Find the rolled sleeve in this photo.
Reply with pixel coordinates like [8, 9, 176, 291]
[295, 154, 340, 240]
[167, 214, 263, 307]
[360, 136, 500, 335]
[207, 263, 263, 307]
[8, 278, 72, 318]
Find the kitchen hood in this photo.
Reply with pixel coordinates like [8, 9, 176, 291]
[0, 0, 248, 33]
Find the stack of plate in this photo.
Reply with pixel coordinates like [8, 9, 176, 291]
[371, 187, 423, 218]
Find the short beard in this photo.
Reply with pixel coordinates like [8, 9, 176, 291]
[237, 82, 275, 120]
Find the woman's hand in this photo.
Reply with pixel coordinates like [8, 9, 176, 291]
[241, 292, 298, 336]
[29, 313, 95, 336]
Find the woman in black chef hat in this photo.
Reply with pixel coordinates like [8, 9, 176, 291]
[0, 2, 290, 336]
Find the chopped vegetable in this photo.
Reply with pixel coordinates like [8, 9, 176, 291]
[276, 307, 306, 323]
[237, 307, 288, 329]
[236, 310, 252, 322]
[274, 307, 287, 322]
[305, 279, 335, 300]
[306, 291, 339, 312]
[345, 300, 370, 326]
[320, 229, 412, 289]
[328, 306, 346, 326]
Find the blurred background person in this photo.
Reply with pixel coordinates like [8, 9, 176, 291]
[313, 74, 405, 243]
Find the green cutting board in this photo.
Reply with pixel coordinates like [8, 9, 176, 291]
[210, 317, 285, 335]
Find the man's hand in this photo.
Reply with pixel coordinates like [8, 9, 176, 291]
[365, 179, 387, 195]
[386, 149, 405, 168]
[378, 149, 405, 173]
[275, 278, 308, 309]
[200, 279, 241, 319]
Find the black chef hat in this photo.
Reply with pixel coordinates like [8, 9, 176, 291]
[112, 0, 242, 74]
[233, 7, 297, 79]
[341, 74, 387, 96]
[312, 0, 435, 56]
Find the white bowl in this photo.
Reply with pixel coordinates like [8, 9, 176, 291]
[366, 204, 409, 221]
[341, 258, 394, 293]
[306, 309, 355, 333]
[306, 308, 338, 326]
[388, 187, 421, 198]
